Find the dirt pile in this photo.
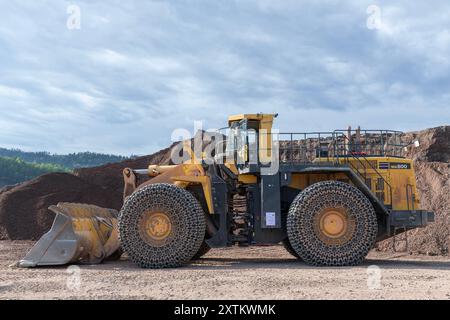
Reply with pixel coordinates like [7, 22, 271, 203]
[376, 126, 450, 254]
[71, 132, 213, 194]
[0, 173, 122, 240]
[376, 160, 450, 254]
[74, 144, 175, 197]
[408, 161, 450, 254]
[403, 126, 450, 162]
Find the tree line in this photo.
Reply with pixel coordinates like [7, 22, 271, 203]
[0, 148, 130, 169]
[0, 157, 70, 187]
[0, 148, 134, 188]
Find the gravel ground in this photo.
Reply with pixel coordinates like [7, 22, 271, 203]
[1, 240, 449, 300]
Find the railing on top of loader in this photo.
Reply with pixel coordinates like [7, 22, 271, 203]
[332, 129, 405, 158]
[276, 132, 336, 165]
[275, 129, 401, 206]
[209, 128, 407, 166]
[277, 129, 406, 165]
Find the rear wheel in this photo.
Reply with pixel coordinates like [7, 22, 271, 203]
[119, 183, 205, 268]
[287, 180, 377, 266]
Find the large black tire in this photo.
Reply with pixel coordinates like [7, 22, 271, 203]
[192, 240, 211, 260]
[119, 183, 206, 268]
[282, 238, 301, 259]
[287, 180, 377, 266]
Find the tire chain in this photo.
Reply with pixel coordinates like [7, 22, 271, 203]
[287, 180, 378, 266]
[192, 239, 211, 260]
[282, 237, 301, 259]
[119, 183, 206, 268]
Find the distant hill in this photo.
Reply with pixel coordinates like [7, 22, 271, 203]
[0, 148, 133, 188]
[0, 156, 70, 187]
[0, 148, 130, 169]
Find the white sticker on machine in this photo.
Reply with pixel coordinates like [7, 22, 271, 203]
[265, 212, 276, 226]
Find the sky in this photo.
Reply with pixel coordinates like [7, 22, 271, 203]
[0, 0, 449, 155]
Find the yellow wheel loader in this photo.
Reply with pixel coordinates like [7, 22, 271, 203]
[20, 113, 434, 268]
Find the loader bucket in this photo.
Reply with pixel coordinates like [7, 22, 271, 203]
[18, 203, 121, 268]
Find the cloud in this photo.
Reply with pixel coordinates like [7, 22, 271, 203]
[0, 85, 29, 99]
[0, 0, 448, 155]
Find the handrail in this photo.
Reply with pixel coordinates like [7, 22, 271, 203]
[334, 135, 393, 205]
[353, 154, 392, 205]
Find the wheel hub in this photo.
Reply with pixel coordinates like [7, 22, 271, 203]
[314, 207, 356, 245]
[320, 210, 347, 238]
[139, 211, 172, 245]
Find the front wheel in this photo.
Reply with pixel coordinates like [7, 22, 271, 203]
[287, 180, 378, 266]
[192, 240, 211, 260]
[119, 183, 206, 268]
[282, 238, 301, 259]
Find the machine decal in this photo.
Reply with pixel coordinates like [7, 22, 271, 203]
[265, 212, 276, 226]
[378, 162, 410, 170]
[389, 162, 411, 169]
[379, 162, 389, 170]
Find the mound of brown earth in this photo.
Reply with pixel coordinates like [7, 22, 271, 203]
[0, 173, 122, 240]
[73, 144, 175, 198]
[376, 160, 450, 255]
[71, 132, 212, 197]
[376, 126, 450, 255]
[408, 161, 450, 254]
[403, 126, 450, 162]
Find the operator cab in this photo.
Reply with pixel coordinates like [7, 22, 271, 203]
[226, 113, 277, 173]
